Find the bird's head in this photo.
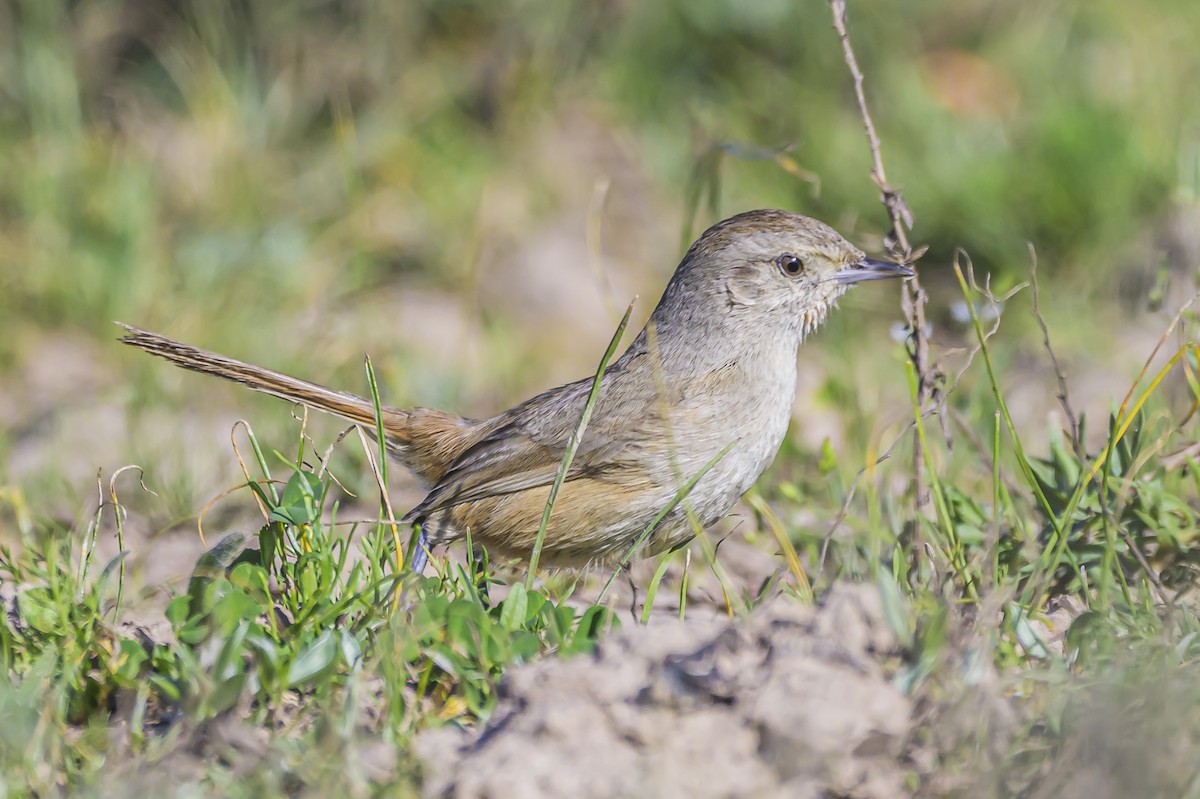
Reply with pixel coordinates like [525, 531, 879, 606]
[653, 209, 913, 342]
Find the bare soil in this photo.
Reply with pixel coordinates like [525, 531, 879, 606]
[418, 584, 919, 799]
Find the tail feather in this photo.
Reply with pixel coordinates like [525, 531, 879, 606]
[117, 323, 411, 436]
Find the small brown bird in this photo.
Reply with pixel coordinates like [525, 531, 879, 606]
[121, 210, 911, 569]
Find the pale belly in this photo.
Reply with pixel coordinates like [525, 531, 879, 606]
[635, 349, 799, 557]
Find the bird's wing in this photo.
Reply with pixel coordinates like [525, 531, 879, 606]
[403, 370, 657, 521]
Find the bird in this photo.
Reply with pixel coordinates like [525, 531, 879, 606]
[120, 209, 912, 570]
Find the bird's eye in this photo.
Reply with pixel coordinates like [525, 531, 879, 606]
[776, 253, 804, 277]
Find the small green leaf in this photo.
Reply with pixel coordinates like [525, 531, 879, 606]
[299, 567, 318, 600]
[111, 638, 149, 685]
[338, 628, 363, 670]
[212, 585, 268, 630]
[1063, 610, 1110, 664]
[165, 595, 191, 627]
[148, 672, 182, 703]
[565, 605, 612, 654]
[213, 620, 252, 683]
[229, 562, 271, 602]
[272, 471, 323, 526]
[510, 630, 540, 661]
[208, 669, 249, 717]
[287, 630, 338, 687]
[245, 633, 280, 671]
[523, 590, 547, 623]
[188, 532, 247, 616]
[499, 583, 528, 632]
[279, 470, 323, 506]
[955, 525, 986, 546]
[176, 617, 209, 646]
[18, 588, 65, 635]
[576, 605, 612, 641]
[817, 438, 838, 475]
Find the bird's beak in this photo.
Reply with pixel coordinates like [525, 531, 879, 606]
[833, 257, 914, 285]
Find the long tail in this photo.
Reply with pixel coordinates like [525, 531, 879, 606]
[119, 323, 485, 488]
[117, 323, 412, 434]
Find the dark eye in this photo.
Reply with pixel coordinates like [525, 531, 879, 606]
[776, 253, 804, 277]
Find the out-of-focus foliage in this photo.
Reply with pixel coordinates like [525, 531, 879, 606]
[1, 0, 1196, 346]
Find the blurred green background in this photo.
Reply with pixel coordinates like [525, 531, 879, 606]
[1, 0, 1198, 532]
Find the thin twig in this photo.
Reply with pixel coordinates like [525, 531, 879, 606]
[1163, 440, 1200, 471]
[947, 251, 1027, 398]
[1027, 242, 1083, 460]
[828, 0, 935, 555]
[1120, 529, 1173, 609]
[827, 1, 913, 254]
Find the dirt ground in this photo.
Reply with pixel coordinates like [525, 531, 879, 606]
[419, 583, 921, 799]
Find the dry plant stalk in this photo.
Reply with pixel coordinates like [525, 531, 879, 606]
[827, 0, 937, 531]
[1027, 243, 1084, 460]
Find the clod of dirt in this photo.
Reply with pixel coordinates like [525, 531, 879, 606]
[418, 583, 913, 799]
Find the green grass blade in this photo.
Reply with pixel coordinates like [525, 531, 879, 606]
[526, 300, 635, 587]
[364, 355, 405, 580]
[597, 440, 735, 603]
[640, 552, 676, 624]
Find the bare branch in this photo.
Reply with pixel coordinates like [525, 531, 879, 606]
[828, 0, 913, 256]
[828, 0, 936, 531]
